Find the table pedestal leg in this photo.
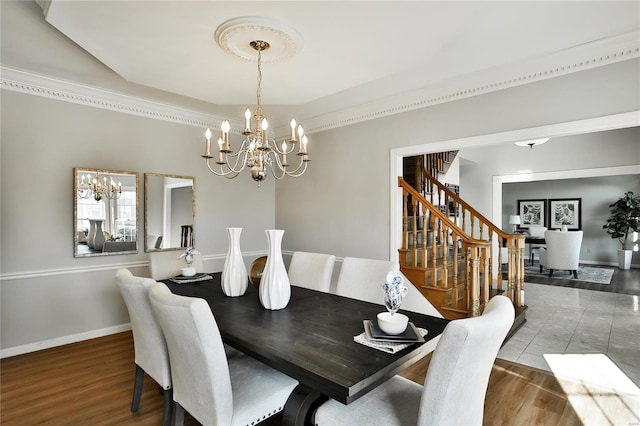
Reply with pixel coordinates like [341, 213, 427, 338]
[282, 384, 328, 426]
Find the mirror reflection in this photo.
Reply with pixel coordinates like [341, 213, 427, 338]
[144, 173, 195, 252]
[74, 168, 139, 257]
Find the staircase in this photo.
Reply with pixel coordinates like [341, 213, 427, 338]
[398, 156, 527, 332]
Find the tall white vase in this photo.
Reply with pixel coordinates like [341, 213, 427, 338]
[93, 219, 105, 251]
[87, 219, 97, 249]
[259, 229, 291, 310]
[222, 227, 248, 297]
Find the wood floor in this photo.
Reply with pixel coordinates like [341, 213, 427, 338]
[524, 263, 640, 296]
[1, 331, 586, 426]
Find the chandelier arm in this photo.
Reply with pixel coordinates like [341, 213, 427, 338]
[270, 139, 298, 155]
[222, 147, 250, 173]
[283, 161, 308, 177]
[268, 155, 308, 179]
[205, 159, 242, 178]
[269, 161, 308, 180]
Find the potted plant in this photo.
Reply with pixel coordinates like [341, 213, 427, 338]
[603, 191, 640, 269]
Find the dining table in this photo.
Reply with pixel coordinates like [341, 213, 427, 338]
[164, 272, 449, 426]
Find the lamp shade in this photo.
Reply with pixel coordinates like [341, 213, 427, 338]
[509, 215, 522, 225]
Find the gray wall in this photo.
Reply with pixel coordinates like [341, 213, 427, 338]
[1, 91, 275, 352]
[503, 173, 640, 264]
[276, 59, 640, 260]
[1, 56, 638, 356]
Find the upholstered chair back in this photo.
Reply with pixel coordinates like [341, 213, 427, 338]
[148, 282, 298, 426]
[335, 257, 399, 304]
[149, 250, 204, 281]
[527, 225, 547, 238]
[115, 269, 171, 390]
[313, 295, 514, 425]
[540, 230, 583, 270]
[288, 251, 336, 293]
[148, 282, 233, 424]
[417, 295, 515, 425]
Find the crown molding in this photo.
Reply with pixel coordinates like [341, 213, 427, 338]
[2, 29, 638, 135]
[301, 30, 640, 134]
[0, 66, 225, 130]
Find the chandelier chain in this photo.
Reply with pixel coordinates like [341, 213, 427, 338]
[256, 48, 262, 111]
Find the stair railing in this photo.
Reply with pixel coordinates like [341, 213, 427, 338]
[398, 176, 525, 315]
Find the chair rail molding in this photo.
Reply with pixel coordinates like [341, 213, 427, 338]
[0, 251, 267, 281]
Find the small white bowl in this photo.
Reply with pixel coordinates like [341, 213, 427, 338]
[377, 312, 409, 335]
[181, 267, 197, 277]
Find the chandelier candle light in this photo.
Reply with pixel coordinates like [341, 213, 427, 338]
[202, 39, 309, 186]
[77, 172, 122, 202]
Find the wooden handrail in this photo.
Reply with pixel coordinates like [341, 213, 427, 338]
[413, 167, 526, 294]
[398, 177, 476, 245]
[398, 174, 525, 317]
[417, 163, 509, 241]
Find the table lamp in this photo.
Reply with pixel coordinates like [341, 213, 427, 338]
[509, 215, 521, 233]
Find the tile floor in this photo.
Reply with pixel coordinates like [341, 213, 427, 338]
[498, 282, 640, 386]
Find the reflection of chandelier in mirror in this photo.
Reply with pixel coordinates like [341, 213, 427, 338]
[201, 18, 309, 186]
[77, 172, 122, 202]
[514, 138, 550, 149]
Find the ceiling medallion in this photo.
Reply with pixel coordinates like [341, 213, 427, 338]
[214, 16, 303, 62]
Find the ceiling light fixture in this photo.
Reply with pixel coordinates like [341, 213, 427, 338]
[514, 138, 550, 149]
[201, 25, 309, 186]
[77, 172, 122, 202]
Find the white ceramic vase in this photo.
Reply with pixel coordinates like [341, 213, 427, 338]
[222, 227, 248, 297]
[87, 219, 97, 249]
[259, 229, 291, 310]
[93, 219, 105, 251]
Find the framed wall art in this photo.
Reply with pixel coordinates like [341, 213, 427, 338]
[549, 198, 582, 230]
[517, 199, 546, 228]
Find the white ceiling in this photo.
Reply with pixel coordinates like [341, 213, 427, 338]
[3, 1, 640, 130]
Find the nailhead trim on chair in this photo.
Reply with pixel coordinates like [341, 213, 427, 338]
[248, 406, 283, 425]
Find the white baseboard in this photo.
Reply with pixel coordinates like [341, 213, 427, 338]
[0, 323, 132, 359]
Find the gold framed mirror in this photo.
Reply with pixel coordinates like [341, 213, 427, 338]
[74, 168, 139, 257]
[144, 173, 195, 252]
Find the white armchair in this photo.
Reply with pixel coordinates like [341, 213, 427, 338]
[539, 230, 583, 278]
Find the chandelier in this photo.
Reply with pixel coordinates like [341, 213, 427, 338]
[201, 39, 309, 186]
[77, 172, 122, 202]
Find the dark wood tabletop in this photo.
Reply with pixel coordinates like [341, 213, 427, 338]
[164, 273, 449, 425]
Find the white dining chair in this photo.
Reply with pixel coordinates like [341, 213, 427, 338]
[288, 251, 336, 293]
[539, 230, 583, 278]
[334, 257, 399, 304]
[115, 269, 173, 426]
[148, 282, 299, 426]
[313, 295, 515, 426]
[148, 250, 203, 280]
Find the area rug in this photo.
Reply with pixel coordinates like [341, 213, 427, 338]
[523, 263, 614, 285]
